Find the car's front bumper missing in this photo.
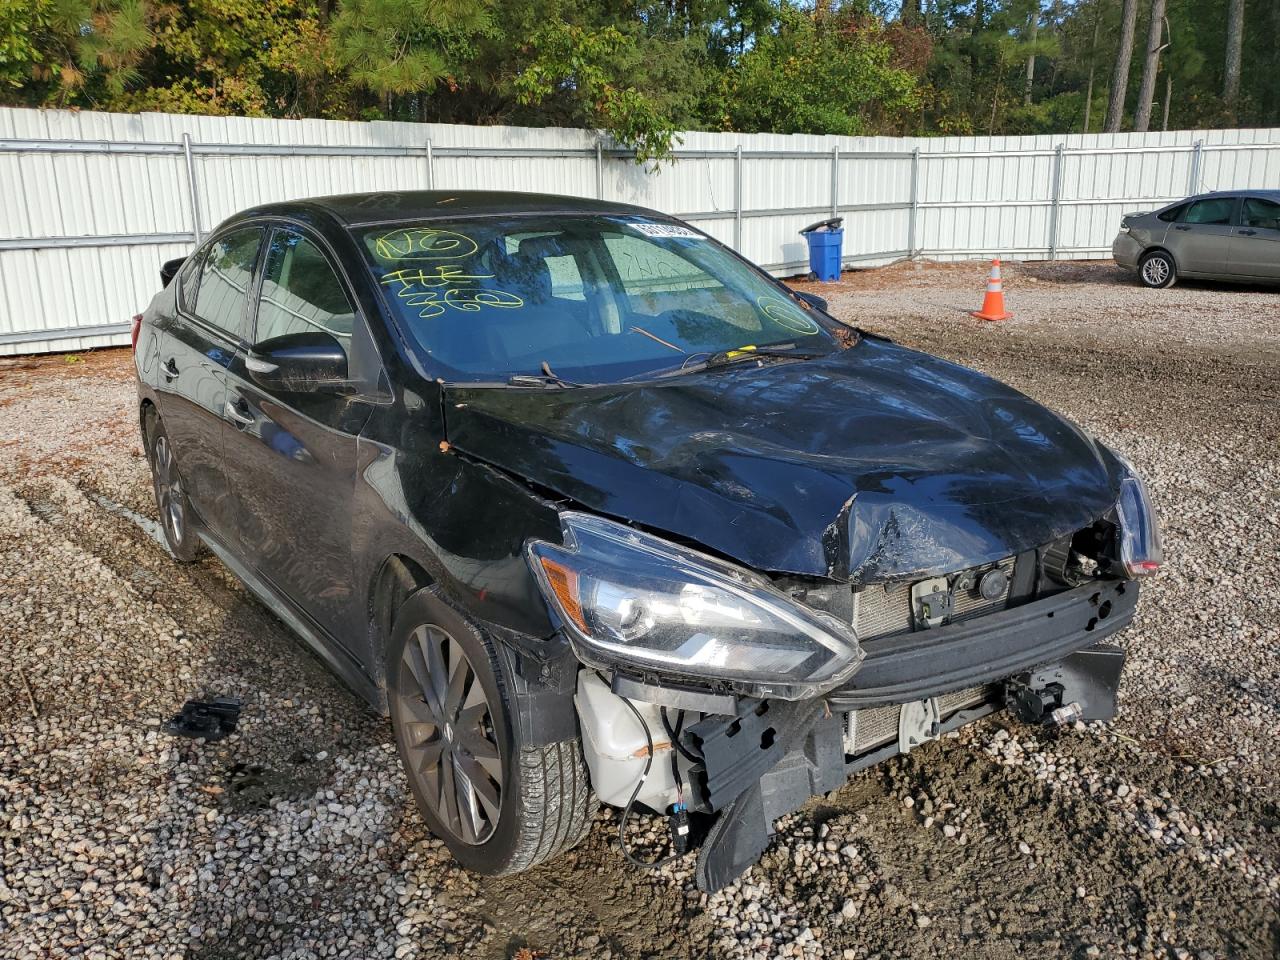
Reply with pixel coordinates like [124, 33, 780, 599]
[682, 579, 1137, 891]
[828, 578, 1137, 710]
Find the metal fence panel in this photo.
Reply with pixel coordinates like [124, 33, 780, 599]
[1, 106, 1278, 353]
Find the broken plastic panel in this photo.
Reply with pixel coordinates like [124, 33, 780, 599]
[162, 697, 243, 741]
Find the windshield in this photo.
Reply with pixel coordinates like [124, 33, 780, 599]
[355, 215, 837, 383]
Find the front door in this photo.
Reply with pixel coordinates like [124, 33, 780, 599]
[1229, 196, 1280, 280]
[1166, 196, 1238, 276]
[220, 225, 378, 658]
[153, 226, 264, 541]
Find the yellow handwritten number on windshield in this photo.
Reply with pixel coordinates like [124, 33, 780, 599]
[380, 268, 525, 320]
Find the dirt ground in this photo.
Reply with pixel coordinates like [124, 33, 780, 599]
[1, 260, 1277, 960]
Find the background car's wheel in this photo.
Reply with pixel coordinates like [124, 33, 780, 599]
[1138, 250, 1176, 288]
[388, 587, 593, 875]
[144, 410, 202, 561]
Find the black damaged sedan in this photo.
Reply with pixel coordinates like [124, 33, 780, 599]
[133, 191, 1162, 890]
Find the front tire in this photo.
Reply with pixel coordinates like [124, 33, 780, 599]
[144, 410, 202, 562]
[388, 588, 593, 874]
[1139, 250, 1176, 288]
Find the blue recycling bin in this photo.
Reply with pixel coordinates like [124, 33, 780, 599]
[800, 218, 844, 282]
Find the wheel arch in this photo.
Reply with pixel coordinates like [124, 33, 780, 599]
[366, 552, 436, 711]
[139, 397, 158, 447]
[366, 549, 580, 746]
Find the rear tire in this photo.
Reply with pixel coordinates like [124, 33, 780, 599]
[1138, 250, 1176, 288]
[144, 409, 203, 562]
[388, 587, 593, 875]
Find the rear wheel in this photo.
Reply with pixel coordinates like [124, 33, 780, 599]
[144, 410, 202, 561]
[388, 587, 593, 874]
[1139, 250, 1176, 288]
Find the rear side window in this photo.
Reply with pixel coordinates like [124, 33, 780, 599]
[194, 228, 263, 341]
[256, 229, 355, 346]
[1242, 197, 1280, 230]
[1183, 198, 1235, 225]
[1157, 205, 1185, 223]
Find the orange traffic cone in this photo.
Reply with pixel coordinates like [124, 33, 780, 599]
[970, 258, 1012, 322]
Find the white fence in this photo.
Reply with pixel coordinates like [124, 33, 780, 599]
[2, 106, 1278, 354]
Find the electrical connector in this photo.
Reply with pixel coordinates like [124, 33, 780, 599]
[669, 804, 691, 855]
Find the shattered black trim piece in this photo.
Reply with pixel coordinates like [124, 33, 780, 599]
[693, 700, 1000, 893]
[687, 699, 828, 812]
[162, 697, 243, 741]
[691, 639, 1127, 892]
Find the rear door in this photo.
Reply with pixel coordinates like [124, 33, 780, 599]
[154, 225, 264, 540]
[1228, 196, 1280, 280]
[220, 224, 379, 655]
[1166, 197, 1238, 275]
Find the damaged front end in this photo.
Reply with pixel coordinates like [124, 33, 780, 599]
[526, 474, 1160, 891]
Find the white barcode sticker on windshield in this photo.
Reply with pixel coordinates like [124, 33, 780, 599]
[629, 222, 704, 240]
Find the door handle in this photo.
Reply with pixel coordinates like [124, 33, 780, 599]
[224, 398, 255, 427]
[162, 358, 179, 379]
[1238, 229, 1257, 236]
[1174, 225, 1191, 231]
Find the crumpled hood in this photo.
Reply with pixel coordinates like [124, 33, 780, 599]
[443, 337, 1123, 583]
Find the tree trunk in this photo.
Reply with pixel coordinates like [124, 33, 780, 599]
[1105, 0, 1140, 132]
[971, 0, 986, 88]
[1162, 73, 1172, 130]
[989, 51, 1007, 134]
[1132, 0, 1167, 132]
[1223, 0, 1244, 109]
[1025, 11, 1039, 106]
[1083, 4, 1102, 132]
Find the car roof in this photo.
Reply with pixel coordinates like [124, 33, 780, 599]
[235, 191, 665, 228]
[1182, 189, 1280, 202]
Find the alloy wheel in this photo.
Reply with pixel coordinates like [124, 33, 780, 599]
[151, 435, 185, 546]
[399, 624, 503, 844]
[1142, 256, 1170, 286]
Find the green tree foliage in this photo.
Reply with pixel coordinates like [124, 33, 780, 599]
[727, 4, 921, 135]
[332, 0, 492, 111]
[0, 1, 1276, 152]
[4, 0, 151, 103]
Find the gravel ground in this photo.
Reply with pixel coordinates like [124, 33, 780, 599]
[1, 261, 1277, 959]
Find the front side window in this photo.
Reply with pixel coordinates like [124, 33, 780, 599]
[356, 216, 834, 383]
[1242, 197, 1280, 231]
[256, 229, 356, 347]
[194, 227, 263, 341]
[176, 249, 204, 313]
[1183, 198, 1236, 226]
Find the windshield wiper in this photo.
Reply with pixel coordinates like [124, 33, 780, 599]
[507, 361, 583, 388]
[705, 344, 827, 367]
[647, 343, 828, 380]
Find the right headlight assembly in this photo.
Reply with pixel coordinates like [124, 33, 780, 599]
[1113, 453, 1164, 578]
[525, 512, 863, 700]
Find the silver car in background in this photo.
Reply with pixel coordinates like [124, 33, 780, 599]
[1112, 189, 1280, 288]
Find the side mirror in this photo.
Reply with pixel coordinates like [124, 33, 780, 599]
[794, 290, 829, 313]
[245, 331, 348, 393]
[160, 256, 186, 288]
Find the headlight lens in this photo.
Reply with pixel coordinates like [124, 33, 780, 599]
[1114, 456, 1163, 577]
[526, 512, 863, 700]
